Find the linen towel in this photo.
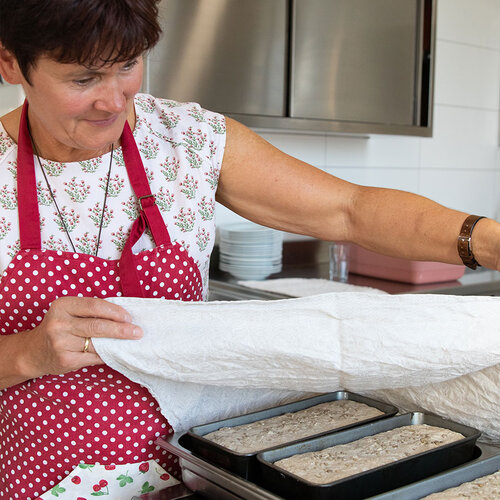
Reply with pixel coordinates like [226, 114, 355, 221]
[94, 293, 500, 442]
[238, 277, 386, 296]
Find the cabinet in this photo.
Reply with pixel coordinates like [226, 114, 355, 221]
[148, 0, 288, 117]
[147, 0, 435, 136]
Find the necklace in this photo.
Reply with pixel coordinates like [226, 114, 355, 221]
[27, 125, 114, 257]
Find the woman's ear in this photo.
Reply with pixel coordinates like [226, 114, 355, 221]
[0, 46, 23, 85]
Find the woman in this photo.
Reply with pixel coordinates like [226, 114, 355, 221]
[0, 1, 499, 498]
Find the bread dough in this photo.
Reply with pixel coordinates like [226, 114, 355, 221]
[203, 400, 383, 453]
[274, 424, 464, 485]
[422, 469, 500, 498]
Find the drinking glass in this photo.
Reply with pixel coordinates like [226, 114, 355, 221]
[329, 242, 349, 282]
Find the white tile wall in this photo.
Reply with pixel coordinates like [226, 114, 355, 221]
[496, 169, 500, 219]
[257, 131, 327, 168]
[434, 40, 500, 110]
[420, 106, 499, 170]
[420, 168, 497, 215]
[1, 3, 498, 230]
[437, 0, 500, 49]
[325, 134, 421, 169]
[216, 0, 500, 228]
[321, 135, 369, 168]
[0, 82, 23, 115]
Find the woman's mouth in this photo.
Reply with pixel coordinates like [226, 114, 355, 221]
[85, 115, 119, 127]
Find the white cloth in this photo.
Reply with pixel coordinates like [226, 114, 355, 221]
[238, 277, 386, 296]
[94, 293, 500, 443]
[364, 365, 500, 445]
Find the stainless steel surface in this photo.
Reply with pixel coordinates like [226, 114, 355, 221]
[182, 468, 243, 499]
[208, 280, 290, 301]
[416, 276, 500, 296]
[156, 433, 284, 499]
[226, 114, 434, 137]
[149, 0, 288, 117]
[147, 0, 436, 137]
[291, 0, 417, 125]
[142, 483, 201, 499]
[370, 443, 500, 499]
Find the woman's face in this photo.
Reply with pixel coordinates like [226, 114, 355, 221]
[20, 55, 144, 160]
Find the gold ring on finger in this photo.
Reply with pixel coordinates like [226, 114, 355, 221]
[83, 337, 91, 353]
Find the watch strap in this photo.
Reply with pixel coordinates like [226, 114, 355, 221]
[457, 215, 485, 269]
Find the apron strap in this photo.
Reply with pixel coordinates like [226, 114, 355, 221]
[15, 103, 172, 297]
[118, 212, 147, 298]
[17, 101, 42, 250]
[121, 121, 171, 247]
[118, 120, 173, 297]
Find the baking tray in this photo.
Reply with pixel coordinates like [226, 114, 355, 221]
[156, 432, 284, 499]
[370, 443, 500, 499]
[257, 412, 481, 500]
[155, 433, 496, 500]
[186, 391, 397, 480]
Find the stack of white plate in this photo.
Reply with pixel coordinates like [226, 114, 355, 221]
[219, 222, 283, 280]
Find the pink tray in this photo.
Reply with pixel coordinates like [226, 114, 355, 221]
[349, 244, 465, 284]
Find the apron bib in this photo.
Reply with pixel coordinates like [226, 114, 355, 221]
[0, 102, 203, 499]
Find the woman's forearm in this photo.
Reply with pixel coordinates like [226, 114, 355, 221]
[346, 185, 499, 268]
[219, 119, 500, 271]
[0, 330, 39, 389]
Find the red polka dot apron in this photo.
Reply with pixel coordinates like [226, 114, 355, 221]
[0, 102, 203, 499]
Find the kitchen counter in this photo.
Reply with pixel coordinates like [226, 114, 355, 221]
[210, 240, 500, 297]
[272, 263, 500, 296]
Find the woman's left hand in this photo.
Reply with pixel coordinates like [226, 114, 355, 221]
[0, 296, 143, 389]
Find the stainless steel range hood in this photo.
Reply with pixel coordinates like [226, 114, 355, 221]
[147, 0, 288, 118]
[146, 0, 435, 137]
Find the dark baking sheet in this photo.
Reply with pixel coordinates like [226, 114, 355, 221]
[156, 432, 284, 499]
[257, 412, 481, 500]
[187, 391, 397, 480]
[370, 443, 500, 499]
[156, 433, 497, 500]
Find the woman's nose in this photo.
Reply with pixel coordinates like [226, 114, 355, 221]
[94, 81, 127, 114]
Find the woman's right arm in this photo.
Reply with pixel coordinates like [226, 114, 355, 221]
[0, 296, 143, 390]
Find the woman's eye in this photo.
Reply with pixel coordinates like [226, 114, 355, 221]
[122, 59, 138, 71]
[73, 78, 94, 87]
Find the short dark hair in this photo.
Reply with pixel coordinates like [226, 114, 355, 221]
[0, 0, 162, 84]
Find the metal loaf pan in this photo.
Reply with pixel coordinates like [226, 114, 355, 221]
[156, 433, 494, 500]
[186, 391, 397, 481]
[257, 412, 481, 500]
[156, 432, 284, 499]
[370, 443, 500, 499]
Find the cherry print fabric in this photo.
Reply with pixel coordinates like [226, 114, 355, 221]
[37, 460, 178, 499]
[0, 98, 223, 499]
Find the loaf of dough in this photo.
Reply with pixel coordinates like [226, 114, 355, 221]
[422, 469, 500, 498]
[203, 400, 383, 453]
[274, 424, 464, 485]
